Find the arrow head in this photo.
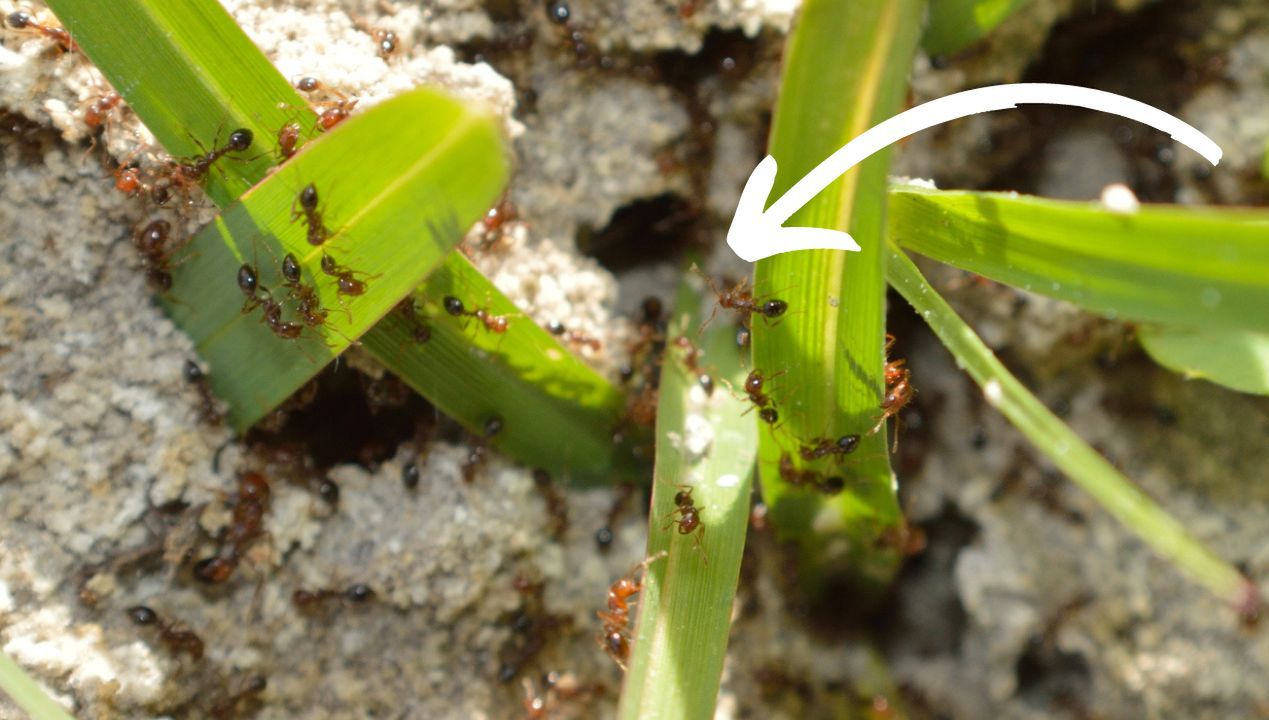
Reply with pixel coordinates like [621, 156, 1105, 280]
[726, 155, 861, 263]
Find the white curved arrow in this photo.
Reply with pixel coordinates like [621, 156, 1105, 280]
[727, 82, 1224, 263]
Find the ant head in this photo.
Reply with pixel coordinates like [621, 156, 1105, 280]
[299, 183, 319, 211]
[225, 128, 253, 153]
[127, 605, 158, 625]
[442, 296, 465, 316]
[281, 253, 301, 284]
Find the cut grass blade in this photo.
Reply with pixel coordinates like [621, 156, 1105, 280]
[46, 0, 319, 207]
[362, 252, 636, 482]
[618, 276, 756, 719]
[887, 184, 1269, 394]
[888, 185, 1269, 333]
[1139, 326, 1269, 395]
[165, 89, 508, 429]
[753, 0, 924, 594]
[885, 243, 1260, 620]
[50, 0, 636, 475]
[923, 0, 1032, 56]
[0, 649, 75, 720]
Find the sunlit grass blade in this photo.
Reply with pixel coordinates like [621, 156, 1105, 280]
[165, 89, 507, 429]
[618, 277, 756, 719]
[0, 649, 75, 720]
[362, 252, 633, 482]
[46, 0, 319, 207]
[753, 0, 924, 594]
[888, 185, 1269, 333]
[885, 243, 1261, 620]
[922, 0, 1032, 56]
[1139, 326, 1269, 395]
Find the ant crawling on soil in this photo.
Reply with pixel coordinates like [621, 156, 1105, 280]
[192, 472, 270, 585]
[5, 11, 76, 53]
[292, 583, 375, 614]
[462, 416, 504, 483]
[663, 484, 707, 562]
[870, 334, 914, 451]
[209, 674, 267, 719]
[597, 550, 667, 670]
[126, 605, 204, 660]
[183, 360, 223, 425]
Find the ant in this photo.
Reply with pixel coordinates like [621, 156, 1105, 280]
[741, 369, 785, 425]
[444, 295, 510, 335]
[5, 11, 76, 53]
[870, 334, 914, 451]
[276, 121, 301, 160]
[462, 417, 503, 483]
[354, 21, 398, 57]
[292, 183, 331, 246]
[133, 219, 181, 291]
[697, 269, 789, 329]
[292, 583, 374, 614]
[798, 433, 860, 463]
[546, 320, 601, 352]
[663, 484, 707, 561]
[126, 605, 204, 660]
[193, 472, 270, 584]
[672, 335, 714, 396]
[183, 360, 222, 425]
[280, 252, 330, 326]
[777, 452, 845, 495]
[154, 128, 254, 206]
[470, 197, 517, 254]
[209, 674, 267, 719]
[83, 92, 123, 132]
[319, 254, 373, 296]
[397, 298, 431, 344]
[237, 263, 269, 314]
[532, 468, 569, 540]
[293, 77, 359, 131]
[597, 551, 666, 670]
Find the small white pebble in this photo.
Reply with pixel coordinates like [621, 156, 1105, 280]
[1100, 183, 1140, 214]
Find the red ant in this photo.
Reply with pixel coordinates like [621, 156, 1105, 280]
[741, 369, 784, 425]
[276, 121, 301, 160]
[152, 128, 254, 208]
[444, 295, 510, 335]
[280, 253, 330, 326]
[777, 453, 845, 495]
[292, 183, 331, 246]
[672, 335, 714, 396]
[870, 334, 914, 451]
[293, 77, 359, 131]
[126, 605, 204, 660]
[546, 320, 601, 352]
[697, 269, 788, 329]
[353, 21, 398, 58]
[397, 298, 431, 344]
[112, 158, 147, 198]
[193, 472, 270, 584]
[133, 219, 181, 291]
[292, 583, 374, 614]
[5, 11, 76, 53]
[798, 433, 860, 463]
[532, 468, 569, 540]
[320, 254, 375, 297]
[83, 92, 123, 131]
[462, 417, 503, 483]
[237, 263, 304, 341]
[663, 484, 707, 561]
[183, 360, 222, 425]
[596, 551, 666, 670]
[209, 674, 267, 719]
[470, 197, 518, 254]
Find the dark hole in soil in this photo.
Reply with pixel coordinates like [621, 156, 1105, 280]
[578, 192, 707, 272]
[245, 365, 432, 472]
[1015, 629, 1093, 715]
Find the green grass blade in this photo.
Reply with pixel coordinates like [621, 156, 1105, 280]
[49, 0, 635, 476]
[1139, 326, 1269, 395]
[885, 243, 1260, 618]
[618, 277, 756, 720]
[362, 252, 634, 482]
[888, 185, 1269, 333]
[0, 649, 75, 720]
[46, 0, 317, 207]
[753, 0, 924, 594]
[923, 0, 1032, 56]
[164, 89, 507, 429]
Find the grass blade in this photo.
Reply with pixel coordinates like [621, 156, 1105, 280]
[1139, 326, 1269, 395]
[753, 0, 924, 594]
[165, 89, 508, 429]
[0, 649, 75, 720]
[618, 277, 756, 719]
[885, 243, 1260, 620]
[888, 185, 1269, 333]
[362, 252, 634, 482]
[923, 0, 1032, 56]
